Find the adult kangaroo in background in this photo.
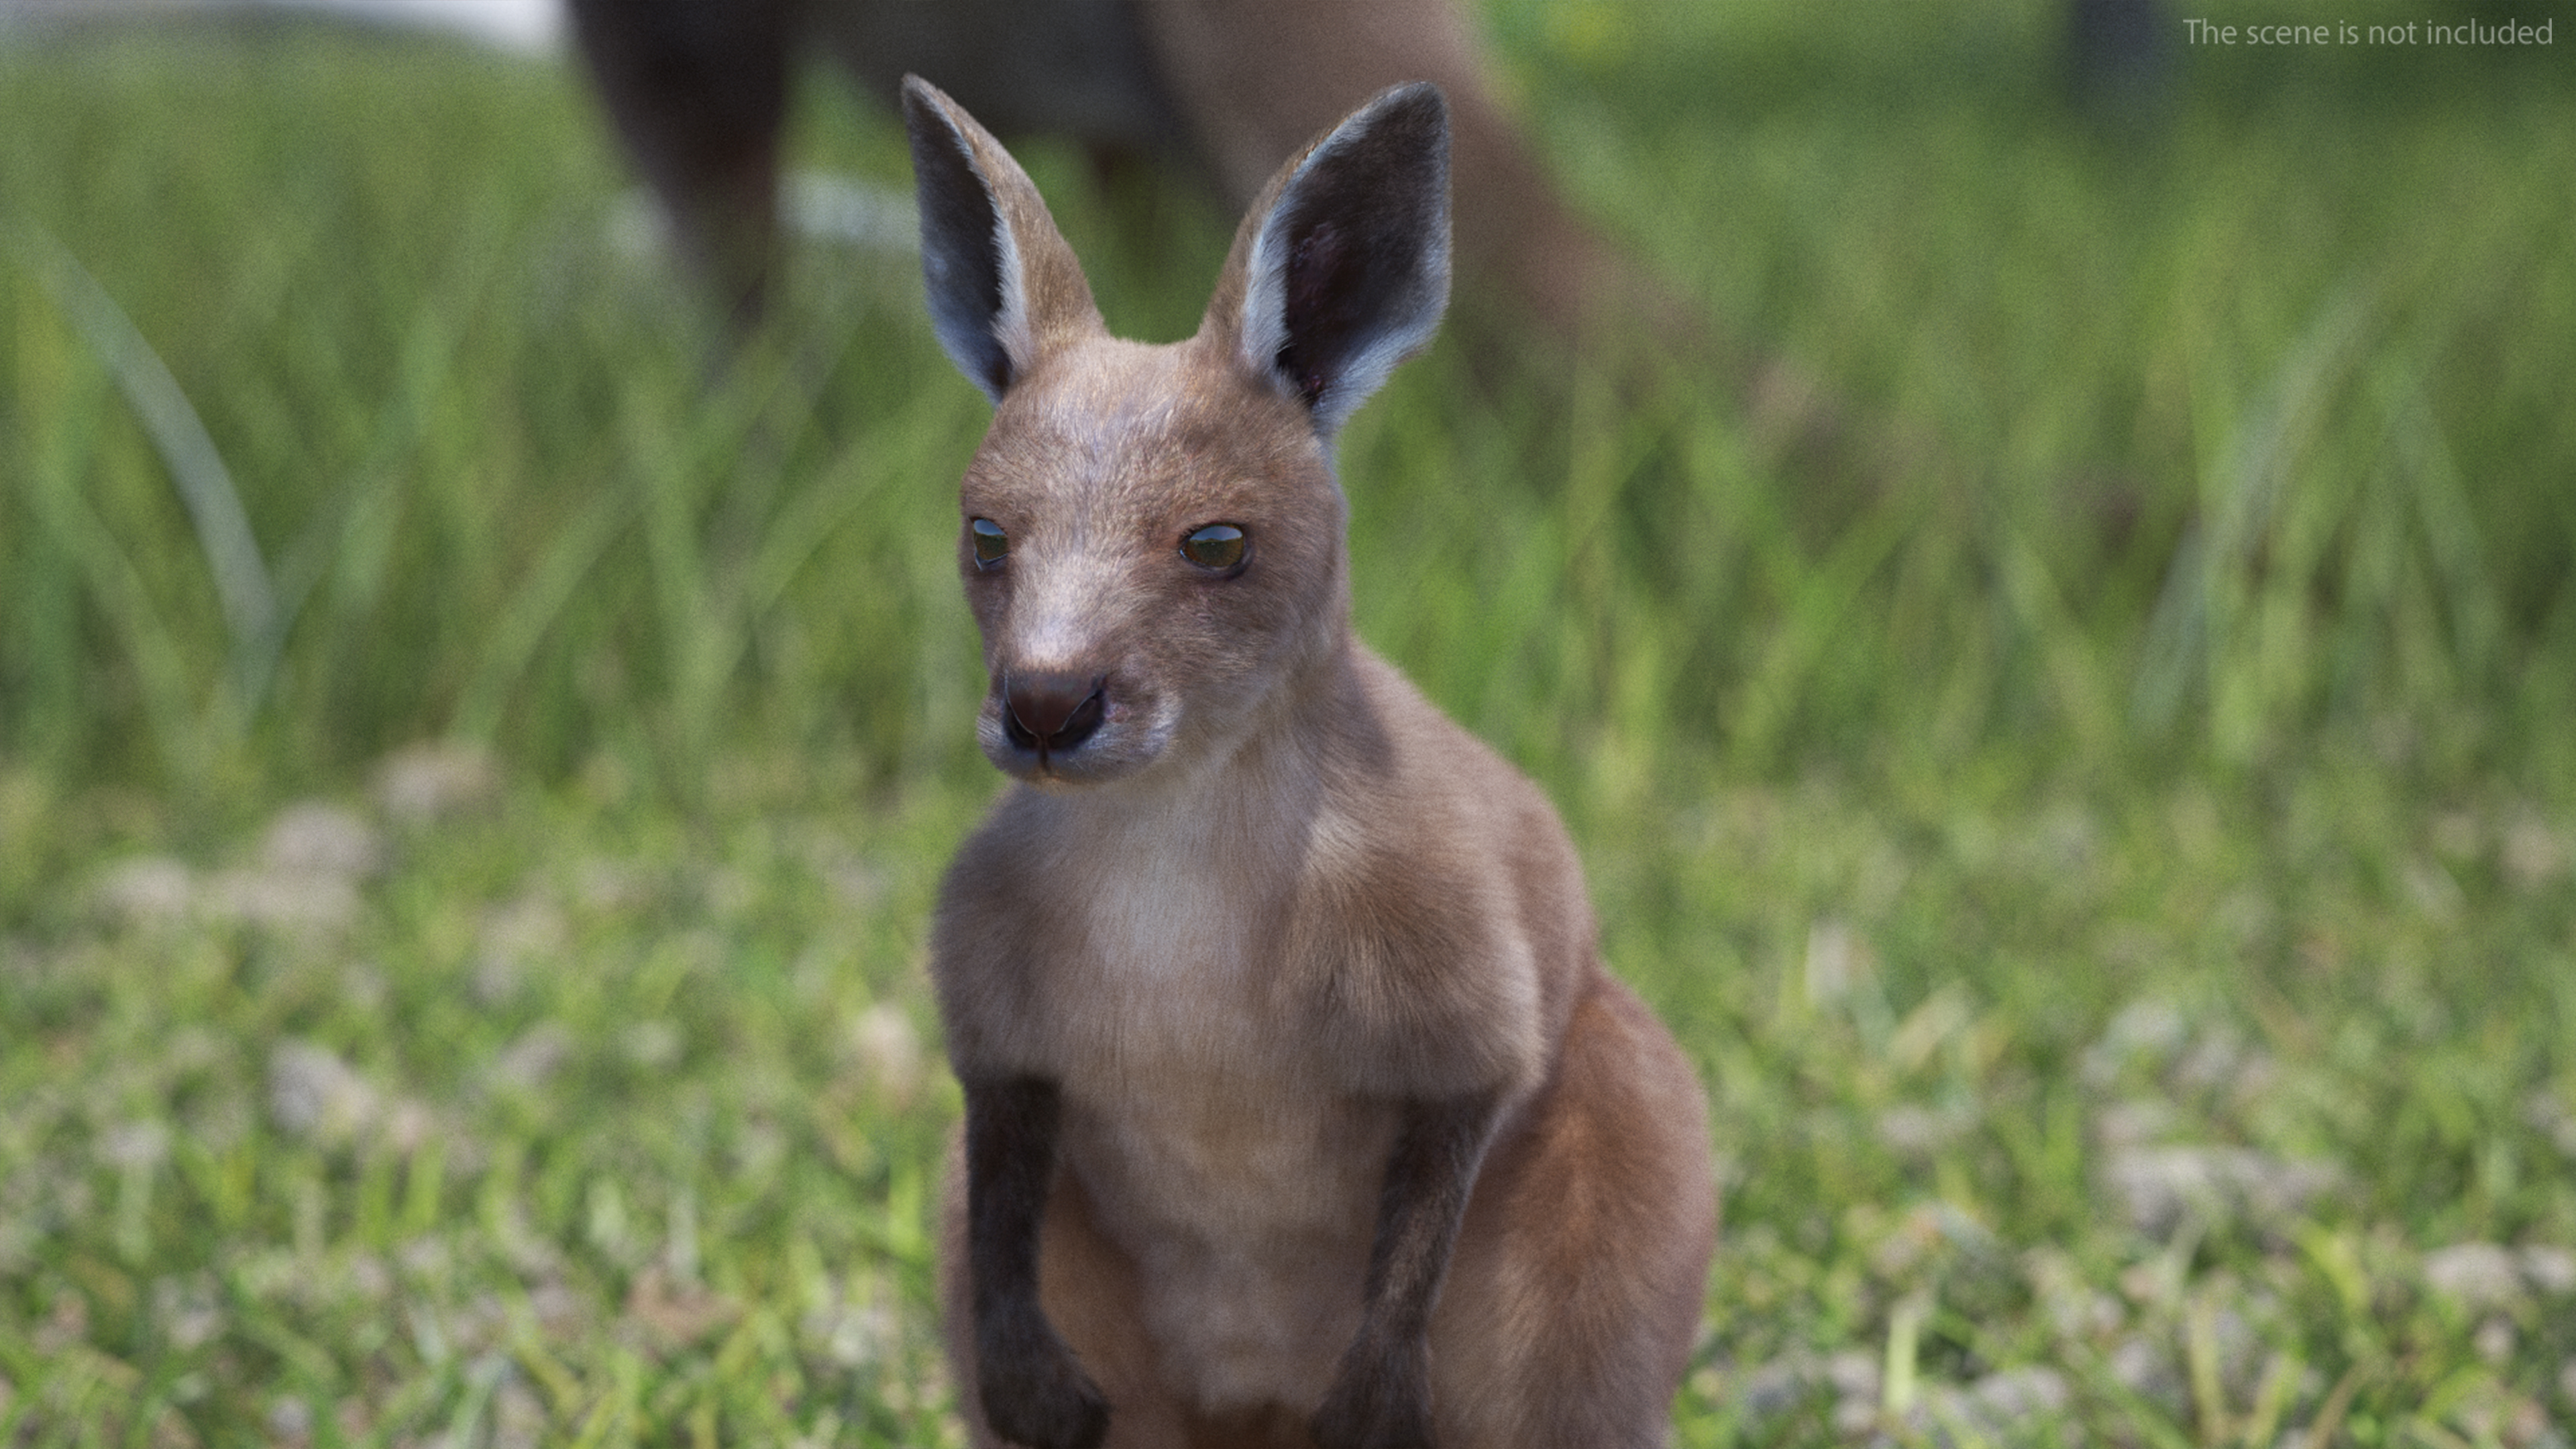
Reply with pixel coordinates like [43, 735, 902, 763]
[565, 0, 2176, 337]
[906, 75, 1717, 1449]
[565, 0, 1680, 350]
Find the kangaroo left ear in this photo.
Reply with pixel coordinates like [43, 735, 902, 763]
[1209, 83, 1452, 439]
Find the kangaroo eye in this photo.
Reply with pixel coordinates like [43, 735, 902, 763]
[1181, 523, 1248, 573]
[969, 517, 1008, 568]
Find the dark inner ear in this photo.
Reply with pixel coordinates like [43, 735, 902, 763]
[1280, 220, 1359, 405]
[1271, 103, 1444, 405]
[908, 106, 1012, 398]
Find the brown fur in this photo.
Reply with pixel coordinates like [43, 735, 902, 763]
[909, 78, 1715, 1449]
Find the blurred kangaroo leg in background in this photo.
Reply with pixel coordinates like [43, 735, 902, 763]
[566, 0, 800, 330]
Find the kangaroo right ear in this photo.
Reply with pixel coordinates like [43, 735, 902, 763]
[902, 76, 1104, 400]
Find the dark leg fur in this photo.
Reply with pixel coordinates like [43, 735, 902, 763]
[1311, 1093, 1501, 1449]
[566, 0, 799, 329]
[966, 1076, 1110, 1449]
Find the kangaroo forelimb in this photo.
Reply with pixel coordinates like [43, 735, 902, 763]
[1311, 1092, 1501, 1449]
[966, 1076, 1110, 1449]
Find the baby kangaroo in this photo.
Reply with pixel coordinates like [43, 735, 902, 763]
[906, 76, 1717, 1449]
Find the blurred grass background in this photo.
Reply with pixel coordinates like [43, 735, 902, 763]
[3, 0, 2574, 1444]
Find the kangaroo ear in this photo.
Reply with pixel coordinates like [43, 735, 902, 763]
[902, 75, 1104, 400]
[1208, 83, 1452, 439]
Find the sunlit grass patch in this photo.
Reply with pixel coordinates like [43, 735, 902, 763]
[1617, 763, 2576, 1444]
[3, 751, 973, 1444]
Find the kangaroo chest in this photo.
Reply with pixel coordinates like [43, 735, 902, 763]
[1037, 829, 1395, 1409]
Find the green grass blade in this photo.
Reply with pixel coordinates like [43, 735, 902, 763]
[6, 219, 276, 676]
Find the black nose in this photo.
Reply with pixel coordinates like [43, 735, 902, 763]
[1003, 670, 1108, 760]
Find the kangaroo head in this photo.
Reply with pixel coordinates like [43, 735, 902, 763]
[903, 76, 1450, 788]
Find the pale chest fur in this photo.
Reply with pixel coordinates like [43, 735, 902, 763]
[1024, 799, 1395, 1409]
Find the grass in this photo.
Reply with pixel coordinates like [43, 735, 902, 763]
[3, 0, 2574, 1443]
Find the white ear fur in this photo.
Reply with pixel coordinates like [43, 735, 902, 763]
[983, 203, 1034, 394]
[979, 210, 1030, 399]
[1235, 83, 1452, 438]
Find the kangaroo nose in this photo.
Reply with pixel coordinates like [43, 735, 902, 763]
[1003, 670, 1108, 759]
